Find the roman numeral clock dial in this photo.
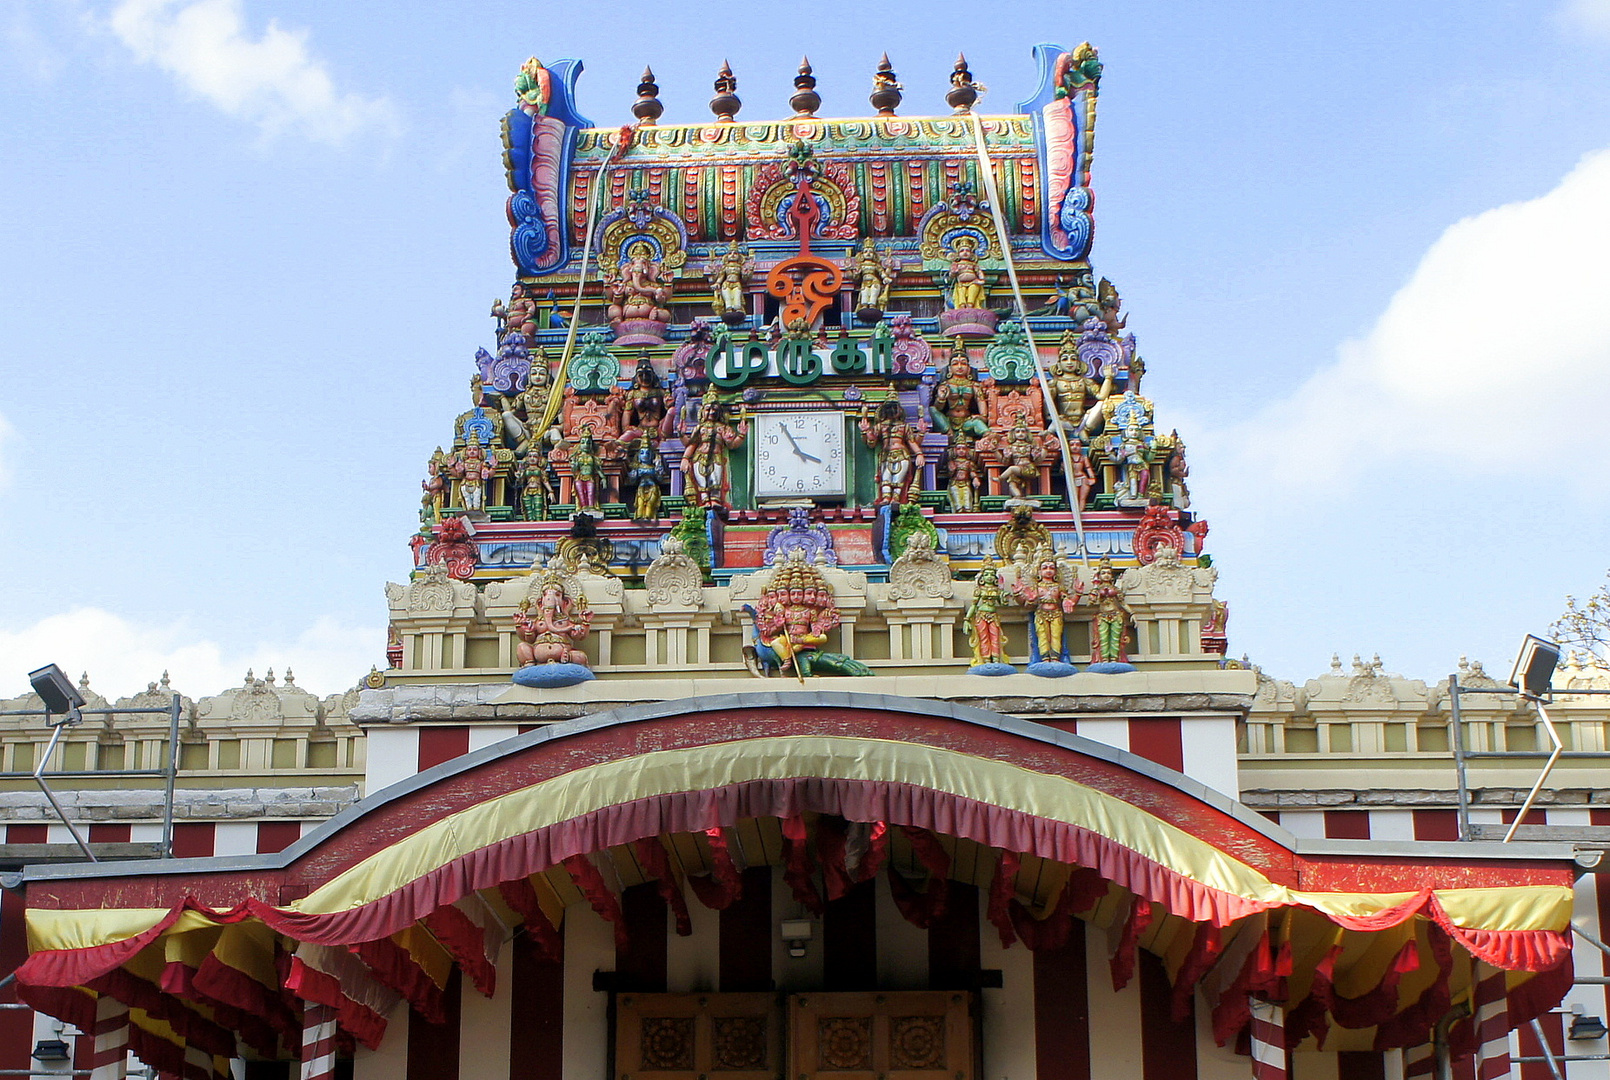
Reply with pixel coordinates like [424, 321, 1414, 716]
[753, 412, 847, 498]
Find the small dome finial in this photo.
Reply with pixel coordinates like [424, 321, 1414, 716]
[632, 65, 663, 125]
[870, 53, 902, 117]
[710, 60, 741, 123]
[947, 53, 978, 114]
[790, 57, 820, 117]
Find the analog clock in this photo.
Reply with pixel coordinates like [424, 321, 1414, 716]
[753, 411, 847, 498]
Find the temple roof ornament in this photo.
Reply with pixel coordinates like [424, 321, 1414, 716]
[631, 66, 663, 125]
[869, 54, 903, 116]
[791, 58, 821, 118]
[709, 60, 740, 123]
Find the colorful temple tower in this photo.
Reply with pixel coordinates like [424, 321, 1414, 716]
[6, 47, 1586, 1080]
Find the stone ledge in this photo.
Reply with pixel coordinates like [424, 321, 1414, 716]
[1242, 787, 1610, 809]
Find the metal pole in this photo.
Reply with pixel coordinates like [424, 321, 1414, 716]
[31, 726, 94, 862]
[1505, 698, 1564, 842]
[1450, 674, 1471, 841]
[1572, 921, 1610, 960]
[161, 693, 180, 858]
[1530, 1016, 1567, 1080]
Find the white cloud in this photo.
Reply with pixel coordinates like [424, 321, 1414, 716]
[1557, 0, 1610, 41]
[0, 607, 384, 701]
[1193, 146, 1610, 506]
[107, 0, 393, 144]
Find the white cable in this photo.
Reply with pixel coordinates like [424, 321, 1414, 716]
[968, 111, 1089, 561]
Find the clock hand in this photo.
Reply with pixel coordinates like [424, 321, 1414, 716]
[778, 426, 819, 462]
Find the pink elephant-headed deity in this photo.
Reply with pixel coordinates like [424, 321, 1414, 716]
[511, 558, 596, 687]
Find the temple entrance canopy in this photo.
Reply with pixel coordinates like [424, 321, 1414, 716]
[14, 694, 1576, 1075]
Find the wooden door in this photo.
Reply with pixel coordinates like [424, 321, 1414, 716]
[788, 992, 974, 1080]
[616, 992, 783, 1080]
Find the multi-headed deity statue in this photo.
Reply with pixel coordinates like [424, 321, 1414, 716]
[945, 431, 983, 513]
[568, 429, 605, 513]
[605, 241, 674, 326]
[446, 434, 496, 513]
[858, 395, 925, 506]
[998, 416, 1050, 501]
[845, 238, 902, 322]
[492, 283, 540, 342]
[1014, 556, 1080, 665]
[681, 389, 749, 510]
[623, 434, 664, 524]
[944, 236, 989, 311]
[929, 342, 990, 436]
[746, 554, 872, 678]
[1087, 556, 1131, 663]
[707, 242, 753, 325]
[965, 561, 1009, 667]
[1050, 333, 1115, 435]
[513, 563, 593, 669]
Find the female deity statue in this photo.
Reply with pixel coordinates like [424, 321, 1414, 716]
[514, 453, 552, 521]
[945, 236, 988, 311]
[605, 241, 673, 325]
[965, 561, 1008, 667]
[1087, 556, 1131, 663]
[623, 434, 664, 524]
[680, 390, 749, 510]
[447, 435, 496, 513]
[858, 395, 925, 506]
[707, 242, 752, 325]
[998, 416, 1049, 501]
[945, 431, 983, 513]
[1014, 556, 1080, 665]
[928, 343, 990, 436]
[514, 573, 593, 668]
[845, 238, 901, 321]
[568, 429, 605, 513]
[618, 355, 672, 439]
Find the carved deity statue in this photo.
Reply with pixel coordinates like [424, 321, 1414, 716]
[944, 236, 989, 310]
[1109, 421, 1153, 504]
[681, 390, 749, 510]
[845, 238, 901, 321]
[965, 561, 1009, 667]
[858, 395, 925, 506]
[421, 446, 448, 523]
[1088, 556, 1131, 663]
[945, 431, 983, 513]
[1050, 333, 1115, 435]
[1067, 436, 1098, 512]
[623, 433, 664, 524]
[605, 241, 674, 325]
[998, 416, 1049, 501]
[446, 435, 496, 513]
[618, 355, 672, 440]
[514, 452, 552, 521]
[746, 553, 872, 678]
[1014, 556, 1080, 665]
[707, 242, 753, 325]
[929, 342, 990, 436]
[492, 283, 539, 341]
[514, 564, 593, 669]
[568, 429, 606, 512]
[1164, 433, 1190, 510]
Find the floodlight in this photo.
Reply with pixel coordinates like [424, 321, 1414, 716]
[1570, 1013, 1608, 1041]
[1508, 636, 1561, 698]
[27, 664, 84, 722]
[30, 1040, 70, 1062]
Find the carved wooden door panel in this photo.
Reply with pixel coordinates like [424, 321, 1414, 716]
[617, 992, 783, 1080]
[787, 992, 974, 1080]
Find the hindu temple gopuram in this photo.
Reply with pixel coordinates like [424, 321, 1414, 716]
[5, 44, 1608, 1080]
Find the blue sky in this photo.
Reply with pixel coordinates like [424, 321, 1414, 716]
[3, 0, 1609, 697]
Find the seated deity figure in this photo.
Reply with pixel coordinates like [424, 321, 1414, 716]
[858, 395, 925, 506]
[929, 342, 990, 436]
[1049, 337, 1115, 436]
[680, 390, 749, 510]
[945, 236, 988, 310]
[606, 241, 673, 325]
[514, 574, 593, 669]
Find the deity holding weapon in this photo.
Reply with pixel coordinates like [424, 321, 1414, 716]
[492, 283, 539, 341]
[513, 566, 593, 669]
[1049, 332, 1115, 436]
[745, 553, 872, 678]
[680, 389, 749, 510]
[844, 238, 902, 322]
[858, 395, 925, 506]
[1014, 555, 1081, 665]
[965, 560, 1009, 668]
[707, 242, 753, 325]
[617, 354, 673, 439]
[446, 434, 496, 513]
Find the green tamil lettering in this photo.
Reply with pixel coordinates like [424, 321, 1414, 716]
[710, 339, 770, 388]
[867, 335, 893, 376]
[778, 339, 821, 386]
[830, 338, 866, 374]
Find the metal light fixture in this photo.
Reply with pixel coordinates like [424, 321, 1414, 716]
[31, 1039, 71, 1062]
[1509, 635, 1561, 699]
[27, 664, 84, 726]
[1570, 1012, 1608, 1041]
[780, 918, 813, 958]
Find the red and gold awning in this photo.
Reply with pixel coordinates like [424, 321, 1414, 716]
[15, 694, 1579, 1072]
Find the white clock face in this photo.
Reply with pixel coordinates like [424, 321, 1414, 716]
[754, 412, 847, 498]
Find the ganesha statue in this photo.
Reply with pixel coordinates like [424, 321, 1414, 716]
[511, 558, 596, 687]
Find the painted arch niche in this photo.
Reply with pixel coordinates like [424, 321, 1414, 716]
[16, 694, 1574, 1074]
